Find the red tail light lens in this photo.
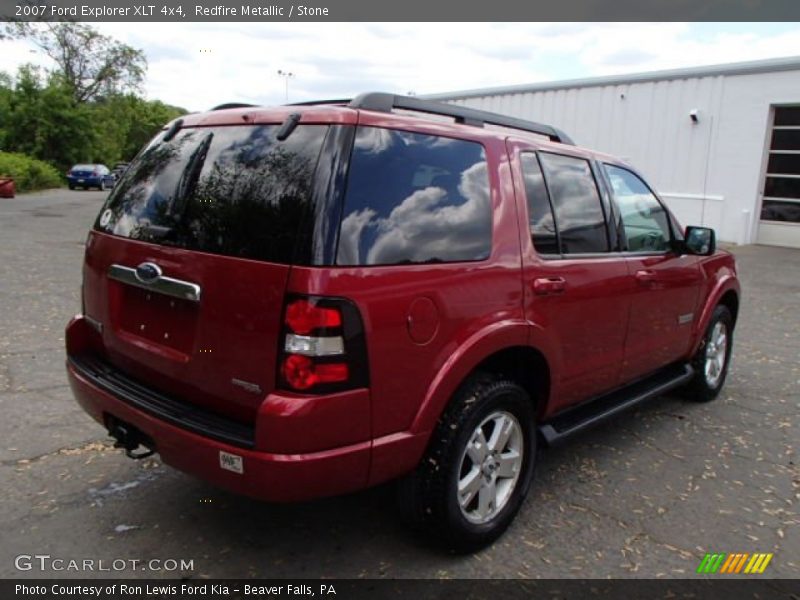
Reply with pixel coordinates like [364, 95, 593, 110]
[282, 354, 349, 390]
[285, 299, 342, 335]
[279, 295, 367, 393]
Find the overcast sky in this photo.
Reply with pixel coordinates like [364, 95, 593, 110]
[1, 22, 799, 111]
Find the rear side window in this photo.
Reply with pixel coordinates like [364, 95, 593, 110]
[520, 152, 558, 255]
[97, 124, 328, 264]
[538, 153, 609, 254]
[336, 127, 492, 266]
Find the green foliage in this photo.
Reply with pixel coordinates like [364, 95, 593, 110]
[0, 151, 63, 192]
[0, 22, 187, 191]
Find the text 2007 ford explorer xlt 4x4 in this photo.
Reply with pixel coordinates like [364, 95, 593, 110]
[66, 93, 740, 551]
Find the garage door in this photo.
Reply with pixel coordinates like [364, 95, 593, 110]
[758, 106, 800, 248]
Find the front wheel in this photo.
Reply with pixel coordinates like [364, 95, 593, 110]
[397, 375, 536, 552]
[682, 305, 734, 402]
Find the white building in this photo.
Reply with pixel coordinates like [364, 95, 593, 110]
[428, 57, 800, 248]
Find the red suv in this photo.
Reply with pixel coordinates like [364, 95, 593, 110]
[66, 93, 740, 551]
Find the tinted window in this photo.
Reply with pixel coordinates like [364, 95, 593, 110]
[520, 152, 558, 254]
[771, 129, 800, 150]
[97, 125, 328, 264]
[605, 165, 671, 252]
[764, 176, 800, 199]
[336, 127, 491, 266]
[774, 106, 800, 126]
[761, 199, 800, 222]
[539, 153, 609, 253]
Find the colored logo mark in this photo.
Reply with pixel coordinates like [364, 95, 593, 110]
[696, 552, 773, 574]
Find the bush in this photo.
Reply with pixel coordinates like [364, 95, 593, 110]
[0, 151, 62, 192]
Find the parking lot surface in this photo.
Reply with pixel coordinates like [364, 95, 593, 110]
[0, 189, 798, 578]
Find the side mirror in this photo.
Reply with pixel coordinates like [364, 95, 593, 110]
[683, 226, 716, 256]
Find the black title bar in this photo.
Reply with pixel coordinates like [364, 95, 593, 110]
[3, 0, 800, 21]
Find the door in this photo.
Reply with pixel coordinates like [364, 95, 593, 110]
[602, 164, 703, 382]
[758, 106, 800, 249]
[512, 145, 631, 411]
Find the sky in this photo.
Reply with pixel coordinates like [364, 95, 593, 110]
[1, 22, 800, 112]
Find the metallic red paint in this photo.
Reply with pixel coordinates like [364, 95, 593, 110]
[66, 103, 740, 502]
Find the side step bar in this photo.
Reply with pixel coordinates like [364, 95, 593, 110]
[539, 363, 694, 446]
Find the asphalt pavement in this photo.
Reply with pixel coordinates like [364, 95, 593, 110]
[0, 189, 797, 579]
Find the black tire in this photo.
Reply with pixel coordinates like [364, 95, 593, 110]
[681, 305, 734, 402]
[397, 374, 537, 553]
[68, 184, 75, 190]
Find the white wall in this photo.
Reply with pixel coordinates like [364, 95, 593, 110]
[445, 69, 800, 244]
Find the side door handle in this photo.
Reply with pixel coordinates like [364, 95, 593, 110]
[635, 269, 657, 286]
[533, 277, 567, 296]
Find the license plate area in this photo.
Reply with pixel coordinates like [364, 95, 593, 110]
[114, 285, 197, 355]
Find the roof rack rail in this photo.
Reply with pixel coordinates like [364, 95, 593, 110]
[211, 102, 257, 111]
[288, 98, 350, 106]
[348, 92, 574, 145]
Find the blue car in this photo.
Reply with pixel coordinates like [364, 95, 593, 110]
[67, 164, 115, 191]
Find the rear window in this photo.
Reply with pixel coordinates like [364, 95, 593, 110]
[96, 124, 328, 264]
[336, 127, 492, 266]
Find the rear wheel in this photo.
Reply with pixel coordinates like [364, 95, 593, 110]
[682, 305, 733, 402]
[397, 374, 536, 552]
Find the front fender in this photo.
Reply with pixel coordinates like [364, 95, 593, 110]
[690, 268, 740, 355]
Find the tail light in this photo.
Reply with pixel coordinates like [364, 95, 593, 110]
[278, 296, 368, 393]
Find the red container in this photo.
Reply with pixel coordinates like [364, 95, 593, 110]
[0, 177, 15, 198]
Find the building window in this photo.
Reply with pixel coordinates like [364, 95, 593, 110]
[761, 107, 800, 223]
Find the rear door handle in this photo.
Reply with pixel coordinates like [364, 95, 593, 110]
[533, 277, 566, 295]
[635, 269, 657, 286]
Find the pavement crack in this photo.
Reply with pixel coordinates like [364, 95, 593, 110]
[623, 429, 688, 463]
[3, 439, 114, 467]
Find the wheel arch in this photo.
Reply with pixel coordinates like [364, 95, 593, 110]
[691, 276, 741, 355]
[410, 321, 554, 436]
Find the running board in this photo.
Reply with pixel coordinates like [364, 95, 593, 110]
[539, 363, 694, 446]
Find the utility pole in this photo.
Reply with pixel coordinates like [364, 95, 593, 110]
[277, 70, 295, 103]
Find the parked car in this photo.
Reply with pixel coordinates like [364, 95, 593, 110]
[65, 93, 740, 552]
[111, 162, 129, 181]
[67, 164, 115, 191]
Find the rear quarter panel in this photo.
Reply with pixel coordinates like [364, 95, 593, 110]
[287, 121, 525, 442]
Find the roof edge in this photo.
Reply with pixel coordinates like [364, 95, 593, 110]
[424, 56, 800, 101]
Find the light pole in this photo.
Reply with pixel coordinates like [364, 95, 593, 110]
[277, 70, 295, 103]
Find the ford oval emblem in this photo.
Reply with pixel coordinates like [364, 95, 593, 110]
[134, 262, 162, 284]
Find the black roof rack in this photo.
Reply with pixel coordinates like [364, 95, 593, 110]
[348, 92, 574, 145]
[288, 98, 350, 106]
[210, 102, 256, 111]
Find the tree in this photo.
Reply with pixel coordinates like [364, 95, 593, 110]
[6, 22, 146, 103]
[2, 65, 95, 169]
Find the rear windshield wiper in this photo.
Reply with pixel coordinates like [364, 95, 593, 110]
[169, 132, 214, 221]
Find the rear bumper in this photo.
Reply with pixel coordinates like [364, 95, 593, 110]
[68, 359, 372, 502]
[65, 314, 376, 502]
[68, 176, 102, 186]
